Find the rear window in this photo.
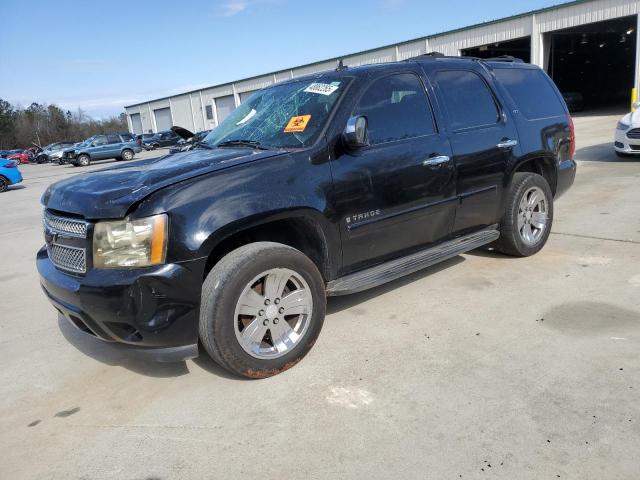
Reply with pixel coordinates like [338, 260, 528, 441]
[493, 68, 566, 120]
[433, 70, 500, 131]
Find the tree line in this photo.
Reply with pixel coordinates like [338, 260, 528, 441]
[0, 98, 128, 150]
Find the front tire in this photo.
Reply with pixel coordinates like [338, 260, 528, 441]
[199, 242, 326, 378]
[77, 154, 90, 167]
[494, 172, 553, 257]
[0, 176, 8, 193]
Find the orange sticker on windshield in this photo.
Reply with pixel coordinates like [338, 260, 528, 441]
[284, 115, 311, 133]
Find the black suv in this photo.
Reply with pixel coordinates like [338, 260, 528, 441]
[38, 55, 576, 378]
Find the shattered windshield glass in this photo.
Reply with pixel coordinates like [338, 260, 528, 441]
[204, 76, 352, 149]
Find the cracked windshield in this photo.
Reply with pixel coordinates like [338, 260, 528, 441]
[204, 77, 352, 149]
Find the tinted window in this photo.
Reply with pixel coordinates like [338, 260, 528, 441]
[106, 134, 121, 144]
[121, 133, 133, 141]
[93, 135, 107, 146]
[434, 70, 499, 130]
[493, 68, 566, 119]
[355, 73, 435, 145]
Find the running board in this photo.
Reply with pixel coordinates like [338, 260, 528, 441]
[327, 227, 500, 296]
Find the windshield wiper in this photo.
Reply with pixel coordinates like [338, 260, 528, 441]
[216, 139, 269, 150]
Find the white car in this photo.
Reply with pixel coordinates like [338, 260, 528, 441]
[615, 102, 640, 158]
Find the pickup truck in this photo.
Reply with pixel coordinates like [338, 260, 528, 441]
[38, 54, 576, 378]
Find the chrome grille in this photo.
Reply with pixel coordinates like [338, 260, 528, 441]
[47, 244, 87, 274]
[44, 212, 87, 238]
[627, 128, 640, 139]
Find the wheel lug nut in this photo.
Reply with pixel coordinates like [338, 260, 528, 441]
[263, 319, 269, 326]
[274, 298, 280, 304]
[279, 307, 285, 314]
[273, 318, 279, 324]
[264, 299, 270, 305]
[258, 310, 265, 316]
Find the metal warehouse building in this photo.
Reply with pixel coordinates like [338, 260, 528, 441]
[124, 0, 640, 134]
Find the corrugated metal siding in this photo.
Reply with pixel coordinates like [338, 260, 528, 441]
[430, 16, 532, 55]
[397, 40, 427, 60]
[537, 0, 638, 33]
[292, 60, 336, 77]
[345, 46, 396, 66]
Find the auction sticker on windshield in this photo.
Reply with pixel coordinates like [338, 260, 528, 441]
[284, 115, 311, 133]
[304, 83, 339, 96]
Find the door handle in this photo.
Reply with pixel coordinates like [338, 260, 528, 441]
[497, 139, 518, 149]
[422, 155, 450, 167]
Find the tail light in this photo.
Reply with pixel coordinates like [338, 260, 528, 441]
[5, 161, 18, 168]
[568, 116, 576, 159]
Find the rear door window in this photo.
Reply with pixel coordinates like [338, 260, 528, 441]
[355, 73, 436, 145]
[433, 70, 500, 131]
[106, 134, 121, 144]
[493, 67, 566, 119]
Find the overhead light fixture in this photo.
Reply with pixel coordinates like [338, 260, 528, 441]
[627, 28, 635, 35]
[599, 42, 606, 48]
[581, 33, 589, 44]
[620, 34, 627, 43]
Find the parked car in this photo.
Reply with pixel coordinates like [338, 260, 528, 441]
[0, 149, 22, 158]
[168, 128, 211, 154]
[142, 130, 182, 149]
[61, 133, 142, 167]
[38, 55, 576, 378]
[58, 138, 95, 165]
[614, 102, 640, 158]
[35, 142, 75, 164]
[0, 158, 22, 192]
[562, 92, 584, 112]
[8, 150, 31, 165]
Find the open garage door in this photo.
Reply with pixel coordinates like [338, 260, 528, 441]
[548, 16, 637, 111]
[154, 107, 172, 131]
[461, 37, 531, 63]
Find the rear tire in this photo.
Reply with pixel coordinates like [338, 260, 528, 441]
[199, 242, 326, 379]
[494, 172, 553, 257]
[121, 149, 134, 161]
[77, 154, 90, 167]
[0, 176, 8, 193]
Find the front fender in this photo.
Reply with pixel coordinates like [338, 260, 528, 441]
[133, 151, 340, 276]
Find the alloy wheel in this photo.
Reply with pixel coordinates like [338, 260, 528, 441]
[517, 186, 548, 246]
[233, 268, 313, 359]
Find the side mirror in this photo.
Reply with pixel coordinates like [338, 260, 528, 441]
[342, 116, 369, 150]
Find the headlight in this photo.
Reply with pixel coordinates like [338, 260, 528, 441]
[617, 121, 630, 131]
[93, 214, 167, 268]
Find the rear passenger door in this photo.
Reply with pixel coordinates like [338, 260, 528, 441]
[331, 70, 456, 274]
[427, 66, 520, 233]
[105, 134, 123, 157]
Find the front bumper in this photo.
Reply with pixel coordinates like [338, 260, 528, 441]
[555, 159, 576, 199]
[614, 129, 640, 154]
[37, 247, 204, 361]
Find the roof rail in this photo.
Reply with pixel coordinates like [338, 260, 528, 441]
[483, 55, 524, 63]
[408, 52, 480, 61]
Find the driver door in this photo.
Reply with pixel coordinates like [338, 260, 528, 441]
[330, 71, 456, 274]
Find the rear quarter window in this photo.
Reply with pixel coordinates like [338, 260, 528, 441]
[493, 68, 566, 120]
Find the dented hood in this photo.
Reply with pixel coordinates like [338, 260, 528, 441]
[42, 147, 285, 219]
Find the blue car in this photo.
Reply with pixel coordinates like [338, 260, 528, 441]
[0, 159, 23, 192]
